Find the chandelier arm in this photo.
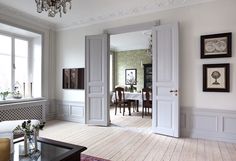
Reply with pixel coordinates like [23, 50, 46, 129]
[35, 0, 72, 17]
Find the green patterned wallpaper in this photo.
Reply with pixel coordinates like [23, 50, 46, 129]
[113, 49, 151, 92]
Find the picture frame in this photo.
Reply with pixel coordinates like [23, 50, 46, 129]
[70, 68, 79, 89]
[203, 64, 230, 92]
[63, 69, 70, 89]
[201, 33, 232, 58]
[63, 68, 84, 89]
[125, 69, 137, 85]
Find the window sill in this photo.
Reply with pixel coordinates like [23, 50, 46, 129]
[0, 97, 46, 105]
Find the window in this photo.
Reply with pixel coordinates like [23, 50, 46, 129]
[0, 32, 41, 99]
[0, 34, 30, 96]
[0, 35, 11, 91]
[15, 38, 29, 89]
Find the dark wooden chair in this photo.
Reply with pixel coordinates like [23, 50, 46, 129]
[114, 87, 131, 116]
[142, 88, 152, 118]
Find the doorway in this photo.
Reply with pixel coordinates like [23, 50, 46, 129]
[85, 21, 180, 137]
[109, 30, 153, 131]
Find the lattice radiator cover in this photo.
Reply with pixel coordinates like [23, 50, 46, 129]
[0, 100, 46, 122]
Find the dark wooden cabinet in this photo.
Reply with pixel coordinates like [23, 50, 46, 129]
[143, 64, 152, 89]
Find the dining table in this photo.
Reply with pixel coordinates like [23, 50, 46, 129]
[111, 91, 142, 113]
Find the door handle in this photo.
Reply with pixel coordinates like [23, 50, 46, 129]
[170, 90, 178, 96]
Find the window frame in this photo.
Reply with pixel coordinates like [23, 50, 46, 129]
[0, 30, 32, 92]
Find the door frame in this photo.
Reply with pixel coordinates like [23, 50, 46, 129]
[104, 21, 160, 35]
[104, 20, 160, 122]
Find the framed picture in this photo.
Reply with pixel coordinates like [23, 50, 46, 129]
[70, 68, 79, 89]
[63, 68, 84, 89]
[203, 64, 230, 92]
[125, 69, 137, 85]
[63, 69, 70, 89]
[201, 33, 232, 58]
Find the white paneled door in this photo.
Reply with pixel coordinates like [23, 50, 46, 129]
[152, 23, 179, 137]
[85, 34, 110, 126]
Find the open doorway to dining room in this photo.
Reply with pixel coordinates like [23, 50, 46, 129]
[85, 21, 179, 137]
[109, 30, 153, 131]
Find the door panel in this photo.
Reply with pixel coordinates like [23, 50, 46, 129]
[157, 101, 173, 128]
[85, 34, 109, 126]
[152, 23, 179, 137]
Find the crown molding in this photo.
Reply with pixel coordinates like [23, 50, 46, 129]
[56, 0, 217, 31]
[0, 3, 56, 31]
[0, 0, 217, 31]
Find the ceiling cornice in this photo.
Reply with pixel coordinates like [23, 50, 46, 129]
[0, 3, 56, 31]
[57, 0, 217, 31]
[0, 0, 217, 31]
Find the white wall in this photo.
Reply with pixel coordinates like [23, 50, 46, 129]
[56, 0, 236, 111]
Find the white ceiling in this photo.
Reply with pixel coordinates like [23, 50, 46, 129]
[0, 0, 216, 30]
[111, 30, 151, 51]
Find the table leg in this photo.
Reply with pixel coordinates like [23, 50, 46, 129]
[136, 100, 139, 112]
[128, 101, 131, 116]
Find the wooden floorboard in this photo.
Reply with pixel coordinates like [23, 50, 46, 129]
[40, 108, 236, 161]
[226, 143, 236, 161]
[196, 139, 205, 161]
[218, 142, 232, 161]
[169, 138, 184, 161]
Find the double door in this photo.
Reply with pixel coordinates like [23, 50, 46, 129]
[85, 23, 179, 137]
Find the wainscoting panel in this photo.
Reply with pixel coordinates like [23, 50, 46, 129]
[45, 99, 57, 121]
[56, 100, 85, 123]
[190, 114, 217, 132]
[181, 107, 236, 143]
[222, 116, 236, 134]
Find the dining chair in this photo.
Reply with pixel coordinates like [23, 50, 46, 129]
[142, 88, 152, 118]
[114, 87, 131, 116]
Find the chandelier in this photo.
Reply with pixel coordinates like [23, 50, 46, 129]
[146, 34, 152, 57]
[143, 31, 152, 57]
[35, 0, 72, 17]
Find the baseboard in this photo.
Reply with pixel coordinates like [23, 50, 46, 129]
[180, 107, 236, 143]
[57, 115, 85, 123]
[46, 113, 57, 121]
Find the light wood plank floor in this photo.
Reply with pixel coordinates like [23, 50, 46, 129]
[40, 108, 236, 161]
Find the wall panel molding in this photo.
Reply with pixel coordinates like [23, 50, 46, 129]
[56, 100, 85, 123]
[181, 107, 236, 143]
[45, 99, 56, 121]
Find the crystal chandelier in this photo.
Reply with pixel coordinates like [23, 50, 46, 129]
[35, 0, 72, 17]
[146, 34, 152, 57]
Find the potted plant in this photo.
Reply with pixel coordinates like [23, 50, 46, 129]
[0, 91, 11, 100]
[13, 120, 45, 156]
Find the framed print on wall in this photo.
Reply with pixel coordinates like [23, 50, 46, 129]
[62, 68, 85, 89]
[63, 69, 70, 89]
[203, 64, 230, 92]
[125, 69, 137, 85]
[201, 33, 232, 58]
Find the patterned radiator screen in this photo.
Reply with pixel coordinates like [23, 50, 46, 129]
[0, 100, 46, 122]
